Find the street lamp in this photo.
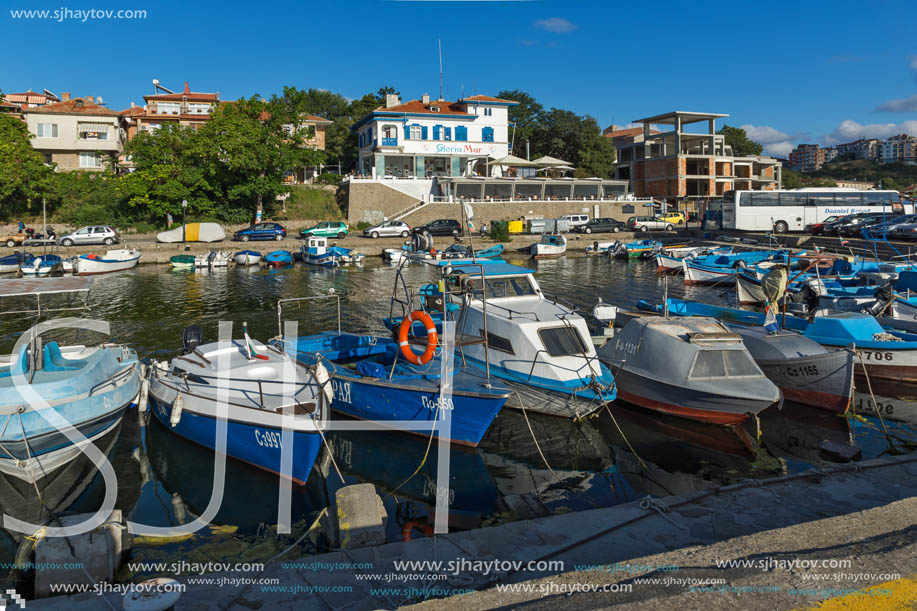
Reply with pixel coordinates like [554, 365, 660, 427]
[182, 200, 188, 244]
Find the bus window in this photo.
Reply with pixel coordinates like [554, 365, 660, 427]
[723, 190, 735, 203]
[836, 193, 863, 207]
[780, 193, 806, 207]
[751, 193, 779, 207]
[807, 193, 835, 206]
[863, 192, 890, 206]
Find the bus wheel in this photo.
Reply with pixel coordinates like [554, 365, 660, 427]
[773, 221, 788, 233]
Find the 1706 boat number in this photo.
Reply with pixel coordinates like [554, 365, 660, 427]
[861, 351, 894, 361]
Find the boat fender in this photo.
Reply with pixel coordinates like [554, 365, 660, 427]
[402, 520, 433, 541]
[171, 393, 183, 427]
[137, 378, 150, 413]
[313, 361, 334, 405]
[398, 311, 438, 365]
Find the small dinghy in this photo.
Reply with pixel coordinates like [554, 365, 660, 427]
[148, 325, 332, 485]
[169, 254, 195, 270]
[264, 250, 293, 268]
[19, 254, 63, 277]
[725, 324, 854, 412]
[0, 337, 142, 483]
[233, 250, 262, 266]
[74, 249, 141, 276]
[530, 234, 566, 259]
[596, 316, 782, 425]
[0, 253, 33, 274]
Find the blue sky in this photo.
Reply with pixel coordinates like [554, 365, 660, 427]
[4, 0, 916, 156]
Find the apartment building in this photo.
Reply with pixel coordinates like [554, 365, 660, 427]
[612, 111, 781, 212]
[822, 147, 838, 163]
[353, 93, 516, 178]
[4, 89, 61, 109]
[835, 138, 882, 161]
[121, 81, 220, 137]
[788, 143, 825, 172]
[881, 134, 917, 164]
[23, 96, 122, 171]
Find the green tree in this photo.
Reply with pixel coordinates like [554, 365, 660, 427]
[0, 114, 55, 220]
[717, 124, 763, 157]
[496, 89, 543, 158]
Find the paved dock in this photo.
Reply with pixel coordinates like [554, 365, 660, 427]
[30, 450, 917, 610]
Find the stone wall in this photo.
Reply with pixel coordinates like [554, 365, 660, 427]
[400, 200, 649, 227]
[345, 182, 421, 224]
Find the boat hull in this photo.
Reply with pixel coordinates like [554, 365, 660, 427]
[757, 350, 854, 412]
[682, 260, 736, 286]
[233, 252, 262, 265]
[656, 253, 683, 273]
[74, 252, 141, 276]
[149, 394, 321, 485]
[613, 368, 780, 425]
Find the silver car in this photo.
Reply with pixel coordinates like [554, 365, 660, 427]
[363, 220, 411, 239]
[58, 225, 121, 247]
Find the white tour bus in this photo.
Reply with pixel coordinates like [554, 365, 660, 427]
[706, 188, 911, 233]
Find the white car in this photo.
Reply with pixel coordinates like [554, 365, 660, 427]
[363, 220, 411, 238]
[558, 214, 590, 229]
[58, 225, 121, 247]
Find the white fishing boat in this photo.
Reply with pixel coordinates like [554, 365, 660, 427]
[18, 254, 64, 277]
[233, 250, 262, 266]
[194, 250, 232, 269]
[73, 249, 141, 276]
[530, 234, 566, 259]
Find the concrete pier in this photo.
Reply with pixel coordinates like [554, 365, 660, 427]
[29, 450, 917, 610]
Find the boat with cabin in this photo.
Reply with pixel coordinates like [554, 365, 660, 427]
[530, 234, 566, 259]
[595, 316, 781, 425]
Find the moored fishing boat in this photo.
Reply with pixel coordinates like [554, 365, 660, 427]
[530, 234, 566, 259]
[233, 250, 262, 266]
[595, 316, 781, 425]
[613, 239, 662, 259]
[148, 326, 331, 485]
[0, 253, 33, 274]
[301, 236, 341, 268]
[19, 254, 63, 277]
[264, 250, 293, 268]
[73, 249, 141, 276]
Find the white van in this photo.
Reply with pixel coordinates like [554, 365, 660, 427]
[559, 214, 590, 229]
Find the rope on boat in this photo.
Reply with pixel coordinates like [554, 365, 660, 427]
[515, 391, 559, 482]
[316, 426, 345, 485]
[602, 402, 648, 470]
[638, 496, 686, 530]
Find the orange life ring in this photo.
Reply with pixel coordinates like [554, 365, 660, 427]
[398, 311, 438, 365]
[402, 520, 434, 541]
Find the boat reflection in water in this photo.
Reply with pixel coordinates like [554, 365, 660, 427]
[760, 402, 859, 467]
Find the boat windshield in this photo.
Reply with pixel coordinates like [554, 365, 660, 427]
[483, 276, 537, 298]
[538, 326, 588, 357]
[689, 350, 763, 379]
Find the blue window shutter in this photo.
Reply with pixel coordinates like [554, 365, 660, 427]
[456, 126, 467, 141]
[444, 127, 452, 140]
[404, 124, 410, 140]
[433, 125, 440, 141]
[368, 127, 373, 142]
[421, 126, 428, 140]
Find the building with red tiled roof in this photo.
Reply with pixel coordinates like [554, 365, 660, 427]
[22, 95, 123, 171]
[352, 93, 518, 177]
[4, 89, 61, 109]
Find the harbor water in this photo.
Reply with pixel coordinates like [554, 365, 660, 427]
[0, 254, 914, 584]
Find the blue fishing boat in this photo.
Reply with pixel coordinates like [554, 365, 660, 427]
[0, 338, 141, 483]
[0, 253, 33, 274]
[148, 326, 331, 485]
[19, 254, 63, 276]
[301, 237, 340, 268]
[264, 250, 293, 268]
[611, 239, 665, 259]
[280, 331, 511, 447]
[327, 245, 365, 265]
[683, 249, 798, 285]
[640, 298, 917, 383]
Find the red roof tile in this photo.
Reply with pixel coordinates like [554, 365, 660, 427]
[373, 99, 473, 116]
[24, 97, 119, 116]
[459, 95, 518, 104]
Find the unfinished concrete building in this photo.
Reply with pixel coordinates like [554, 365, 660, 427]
[612, 111, 781, 214]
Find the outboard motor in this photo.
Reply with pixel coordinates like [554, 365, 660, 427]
[611, 241, 626, 257]
[787, 282, 820, 316]
[181, 325, 203, 354]
[865, 281, 896, 316]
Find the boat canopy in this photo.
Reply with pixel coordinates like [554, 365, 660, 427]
[440, 261, 535, 277]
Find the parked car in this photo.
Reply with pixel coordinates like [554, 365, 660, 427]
[836, 213, 901, 237]
[891, 221, 917, 240]
[822, 214, 857, 236]
[862, 213, 917, 237]
[413, 219, 462, 237]
[300, 221, 348, 239]
[558, 214, 590, 229]
[657, 211, 685, 225]
[626, 216, 675, 232]
[58, 226, 121, 247]
[804, 215, 841, 235]
[576, 218, 624, 234]
[233, 222, 287, 242]
[363, 220, 411, 239]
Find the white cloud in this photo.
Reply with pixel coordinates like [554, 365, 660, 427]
[534, 17, 576, 34]
[876, 94, 917, 112]
[739, 124, 799, 157]
[822, 119, 917, 145]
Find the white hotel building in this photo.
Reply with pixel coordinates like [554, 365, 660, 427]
[353, 93, 515, 178]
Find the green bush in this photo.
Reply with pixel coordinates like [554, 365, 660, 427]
[489, 220, 511, 242]
[315, 173, 343, 186]
[284, 187, 344, 220]
[354, 221, 372, 231]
